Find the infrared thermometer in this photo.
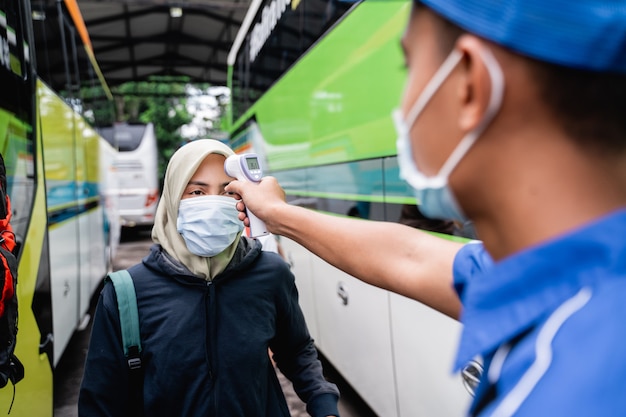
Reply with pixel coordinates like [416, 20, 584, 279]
[224, 153, 269, 237]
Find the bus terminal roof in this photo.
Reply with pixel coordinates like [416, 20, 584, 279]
[32, 0, 253, 90]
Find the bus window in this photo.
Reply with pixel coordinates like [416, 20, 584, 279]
[101, 123, 147, 152]
[0, 0, 35, 250]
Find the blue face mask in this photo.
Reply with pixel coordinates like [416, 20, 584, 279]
[393, 47, 504, 221]
[177, 195, 244, 257]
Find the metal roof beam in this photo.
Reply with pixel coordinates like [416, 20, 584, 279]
[84, 5, 241, 28]
[99, 53, 226, 72]
[90, 33, 231, 53]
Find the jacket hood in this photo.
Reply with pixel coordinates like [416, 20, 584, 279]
[151, 139, 239, 280]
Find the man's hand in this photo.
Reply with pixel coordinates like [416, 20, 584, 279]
[225, 176, 286, 232]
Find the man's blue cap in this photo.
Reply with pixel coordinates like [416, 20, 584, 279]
[420, 0, 626, 73]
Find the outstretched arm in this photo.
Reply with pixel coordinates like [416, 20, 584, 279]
[226, 177, 463, 319]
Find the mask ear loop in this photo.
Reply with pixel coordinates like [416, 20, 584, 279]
[405, 50, 464, 127]
[437, 47, 505, 180]
[397, 50, 464, 189]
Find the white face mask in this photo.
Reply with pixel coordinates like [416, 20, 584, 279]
[177, 195, 244, 257]
[393, 47, 504, 221]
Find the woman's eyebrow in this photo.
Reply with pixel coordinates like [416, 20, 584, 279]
[187, 180, 209, 187]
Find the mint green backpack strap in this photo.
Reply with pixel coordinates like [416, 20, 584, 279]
[106, 270, 142, 370]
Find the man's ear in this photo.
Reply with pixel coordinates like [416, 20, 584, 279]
[455, 35, 497, 132]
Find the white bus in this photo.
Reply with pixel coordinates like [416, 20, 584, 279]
[99, 122, 160, 231]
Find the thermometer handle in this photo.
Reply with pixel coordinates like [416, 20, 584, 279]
[246, 207, 268, 237]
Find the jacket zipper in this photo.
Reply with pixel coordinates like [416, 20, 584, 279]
[206, 280, 213, 381]
[206, 280, 219, 415]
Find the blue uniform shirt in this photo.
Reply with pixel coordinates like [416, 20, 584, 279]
[452, 209, 626, 417]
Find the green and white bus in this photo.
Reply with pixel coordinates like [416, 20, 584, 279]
[0, 1, 120, 414]
[227, 1, 476, 416]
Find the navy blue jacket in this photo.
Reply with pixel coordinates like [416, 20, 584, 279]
[79, 238, 339, 417]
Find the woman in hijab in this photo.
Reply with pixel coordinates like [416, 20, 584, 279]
[78, 139, 340, 417]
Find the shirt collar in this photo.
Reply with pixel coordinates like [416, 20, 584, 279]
[454, 208, 626, 370]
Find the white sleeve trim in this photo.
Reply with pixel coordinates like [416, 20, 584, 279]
[490, 287, 593, 417]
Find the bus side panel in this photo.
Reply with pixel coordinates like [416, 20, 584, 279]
[277, 235, 400, 417]
[280, 238, 320, 341]
[311, 254, 399, 417]
[74, 115, 108, 315]
[75, 114, 90, 323]
[138, 123, 158, 195]
[249, 2, 409, 170]
[38, 80, 110, 366]
[0, 108, 53, 417]
[38, 82, 80, 366]
[99, 139, 121, 266]
[390, 293, 468, 416]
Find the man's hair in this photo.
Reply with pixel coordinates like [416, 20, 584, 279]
[530, 62, 626, 154]
[416, 2, 626, 154]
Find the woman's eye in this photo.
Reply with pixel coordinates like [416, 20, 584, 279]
[222, 191, 237, 198]
[190, 190, 203, 195]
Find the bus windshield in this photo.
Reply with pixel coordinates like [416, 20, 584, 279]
[99, 124, 148, 152]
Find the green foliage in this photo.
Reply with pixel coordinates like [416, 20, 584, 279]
[76, 84, 116, 126]
[111, 76, 194, 185]
[139, 95, 192, 184]
[81, 75, 229, 186]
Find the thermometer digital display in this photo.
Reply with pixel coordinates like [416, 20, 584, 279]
[224, 153, 269, 237]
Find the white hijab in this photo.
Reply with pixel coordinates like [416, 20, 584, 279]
[151, 139, 240, 280]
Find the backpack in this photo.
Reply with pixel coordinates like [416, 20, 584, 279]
[106, 270, 144, 415]
[0, 152, 24, 397]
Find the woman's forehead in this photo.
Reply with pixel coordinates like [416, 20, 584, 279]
[188, 154, 230, 181]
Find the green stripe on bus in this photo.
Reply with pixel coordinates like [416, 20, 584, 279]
[285, 190, 416, 205]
